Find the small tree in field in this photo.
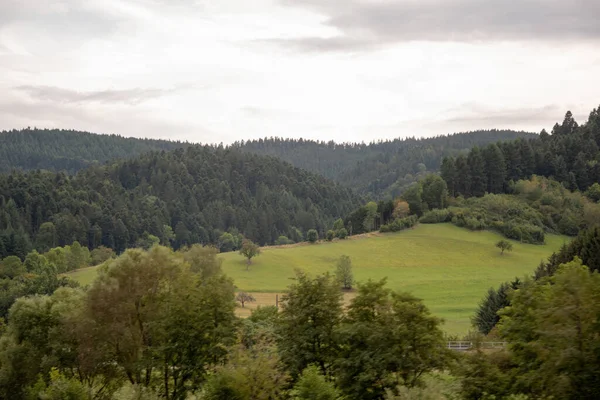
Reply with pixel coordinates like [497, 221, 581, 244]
[236, 292, 256, 308]
[326, 230, 335, 242]
[496, 240, 513, 255]
[307, 229, 318, 243]
[335, 255, 353, 290]
[240, 239, 260, 270]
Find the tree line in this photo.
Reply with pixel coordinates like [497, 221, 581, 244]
[0, 146, 360, 260]
[0, 128, 189, 174]
[0, 244, 451, 400]
[236, 130, 535, 197]
[440, 106, 600, 198]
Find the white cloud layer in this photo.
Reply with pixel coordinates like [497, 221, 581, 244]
[0, 0, 598, 143]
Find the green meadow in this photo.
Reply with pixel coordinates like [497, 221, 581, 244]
[220, 224, 567, 334]
[67, 224, 568, 334]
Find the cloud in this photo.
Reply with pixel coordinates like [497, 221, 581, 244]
[15, 85, 177, 105]
[275, 0, 600, 51]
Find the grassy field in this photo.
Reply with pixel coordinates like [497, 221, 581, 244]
[67, 224, 568, 334]
[220, 224, 567, 334]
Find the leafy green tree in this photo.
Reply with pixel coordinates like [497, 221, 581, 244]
[326, 230, 335, 241]
[65, 241, 90, 271]
[335, 279, 450, 400]
[0, 256, 25, 279]
[499, 258, 600, 398]
[363, 201, 378, 232]
[402, 184, 424, 216]
[83, 246, 237, 398]
[585, 182, 600, 202]
[496, 240, 513, 255]
[336, 228, 348, 239]
[307, 229, 319, 244]
[290, 365, 340, 400]
[275, 235, 293, 245]
[333, 218, 344, 231]
[239, 239, 260, 270]
[277, 271, 343, 378]
[236, 292, 256, 308]
[201, 342, 289, 400]
[35, 222, 57, 253]
[135, 232, 160, 250]
[421, 175, 448, 210]
[182, 244, 223, 280]
[24, 250, 52, 274]
[335, 255, 353, 290]
[90, 246, 115, 265]
[440, 157, 457, 197]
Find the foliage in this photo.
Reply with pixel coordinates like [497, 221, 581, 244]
[496, 240, 513, 255]
[239, 239, 260, 269]
[441, 106, 600, 197]
[336, 228, 348, 239]
[277, 271, 343, 378]
[334, 255, 353, 290]
[235, 292, 256, 308]
[498, 258, 600, 398]
[290, 365, 340, 400]
[275, 235, 294, 245]
[473, 279, 520, 335]
[325, 230, 335, 241]
[0, 145, 359, 258]
[200, 342, 289, 400]
[0, 128, 188, 174]
[307, 229, 319, 244]
[90, 246, 115, 265]
[335, 279, 451, 399]
[238, 130, 535, 197]
[379, 215, 418, 233]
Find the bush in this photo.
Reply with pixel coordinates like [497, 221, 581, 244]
[325, 230, 335, 242]
[380, 215, 418, 233]
[275, 236, 294, 245]
[419, 209, 452, 224]
[336, 228, 348, 239]
[307, 229, 318, 243]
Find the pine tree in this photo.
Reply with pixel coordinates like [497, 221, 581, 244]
[468, 147, 486, 197]
[484, 144, 506, 193]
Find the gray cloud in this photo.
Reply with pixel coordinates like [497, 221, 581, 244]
[15, 85, 177, 105]
[276, 0, 600, 51]
[439, 103, 567, 129]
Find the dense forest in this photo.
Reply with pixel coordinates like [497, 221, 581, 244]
[0, 146, 359, 259]
[0, 128, 189, 173]
[236, 130, 536, 197]
[440, 107, 600, 197]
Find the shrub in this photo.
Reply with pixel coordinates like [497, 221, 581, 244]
[419, 209, 452, 224]
[336, 228, 348, 239]
[307, 229, 318, 243]
[380, 215, 418, 233]
[325, 230, 335, 242]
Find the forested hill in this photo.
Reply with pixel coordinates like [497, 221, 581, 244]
[440, 105, 600, 197]
[235, 129, 537, 197]
[0, 128, 189, 173]
[0, 145, 360, 259]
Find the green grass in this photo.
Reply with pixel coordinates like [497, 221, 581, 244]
[66, 224, 568, 335]
[219, 224, 568, 334]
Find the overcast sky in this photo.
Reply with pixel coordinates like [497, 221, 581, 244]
[1, 0, 599, 144]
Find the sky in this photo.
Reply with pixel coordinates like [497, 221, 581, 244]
[0, 0, 599, 144]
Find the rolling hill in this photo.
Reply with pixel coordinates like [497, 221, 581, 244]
[0, 128, 189, 173]
[236, 130, 537, 197]
[67, 224, 567, 334]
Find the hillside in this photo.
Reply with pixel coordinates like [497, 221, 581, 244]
[0, 128, 189, 173]
[0, 145, 360, 259]
[66, 224, 566, 334]
[236, 130, 537, 197]
[440, 105, 600, 196]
